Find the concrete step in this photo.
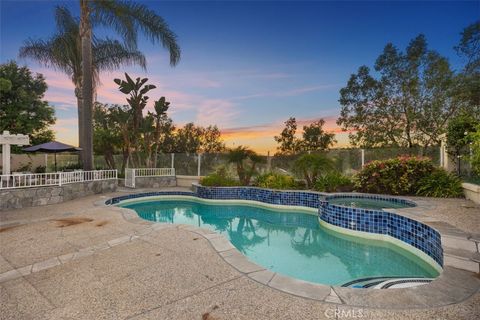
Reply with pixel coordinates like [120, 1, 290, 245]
[441, 235, 477, 252]
[444, 253, 479, 273]
[443, 247, 477, 259]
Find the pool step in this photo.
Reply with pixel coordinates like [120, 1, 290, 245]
[441, 235, 478, 252]
[371, 278, 433, 289]
[443, 248, 479, 273]
[341, 276, 433, 289]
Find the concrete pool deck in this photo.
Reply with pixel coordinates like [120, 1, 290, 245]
[1, 187, 479, 319]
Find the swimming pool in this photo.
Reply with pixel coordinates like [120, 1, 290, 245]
[120, 198, 439, 286]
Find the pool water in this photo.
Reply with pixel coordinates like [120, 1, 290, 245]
[328, 197, 413, 210]
[121, 199, 438, 286]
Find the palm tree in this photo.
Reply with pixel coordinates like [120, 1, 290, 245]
[79, 0, 181, 170]
[293, 153, 335, 188]
[19, 6, 146, 164]
[227, 146, 265, 185]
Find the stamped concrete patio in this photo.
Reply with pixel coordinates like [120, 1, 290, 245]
[1, 188, 479, 320]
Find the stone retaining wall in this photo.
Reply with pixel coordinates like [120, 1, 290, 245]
[462, 182, 480, 204]
[133, 176, 176, 188]
[0, 180, 117, 211]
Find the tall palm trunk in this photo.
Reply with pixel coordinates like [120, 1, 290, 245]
[80, 0, 94, 170]
[74, 84, 84, 164]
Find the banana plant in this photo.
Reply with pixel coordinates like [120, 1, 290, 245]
[114, 72, 156, 132]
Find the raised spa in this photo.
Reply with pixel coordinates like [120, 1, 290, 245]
[326, 196, 415, 210]
[118, 196, 440, 286]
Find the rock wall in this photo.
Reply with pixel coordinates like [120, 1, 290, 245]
[462, 182, 480, 204]
[132, 176, 176, 188]
[0, 180, 117, 211]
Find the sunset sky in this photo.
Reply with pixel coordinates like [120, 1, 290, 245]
[1, 1, 477, 154]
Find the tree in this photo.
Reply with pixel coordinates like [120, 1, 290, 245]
[227, 146, 264, 185]
[175, 123, 203, 153]
[454, 21, 480, 117]
[468, 125, 480, 175]
[0, 61, 55, 146]
[274, 117, 301, 155]
[455, 21, 480, 75]
[275, 117, 336, 154]
[338, 35, 457, 148]
[201, 125, 225, 153]
[79, 0, 181, 170]
[19, 6, 146, 163]
[151, 97, 175, 163]
[301, 119, 336, 151]
[446, 113, 478, 173]
[114, 73, 156, 132]
[93, 103, 121, 169]
[109, 104, 133, 172]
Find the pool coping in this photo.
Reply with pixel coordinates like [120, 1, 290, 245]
[103, 193, 480, 309]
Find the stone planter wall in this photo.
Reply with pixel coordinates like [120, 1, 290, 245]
[176, 175, 201, 188]
[133, 176, 176, 189]
[462, 182, 480, 204]
[0, 180, 117, 211]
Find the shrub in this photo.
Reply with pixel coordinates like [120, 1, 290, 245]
[200, 173, 239, 187]
[255, 172, 297, 189]
[468, 124, 480, 175]
[34, 165, 46, 173]
[416, 169, 464, 198]
[200, 167, 239, 187]
[293, 153, 335, 188]
[355, 156, 435, 195]
[59, 163, 82, 171]
[16, 162, 32, 172]
[314, 171, 354, 192]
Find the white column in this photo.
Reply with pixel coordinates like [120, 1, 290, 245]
[2, 143, 10, 175]
[361, 149, 365, 167]
[440, 144, 445, 168]
[171, 153, 175, 168]
[197, 153, 202, 177]
[0, 131, 29, 175]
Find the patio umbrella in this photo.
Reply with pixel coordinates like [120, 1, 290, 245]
[23, 141, 82, 172]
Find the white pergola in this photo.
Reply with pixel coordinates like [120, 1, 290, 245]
[0, 131, 30, 175]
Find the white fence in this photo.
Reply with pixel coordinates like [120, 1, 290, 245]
[0, 170, 117, 190]
[124, 168, 175, 188]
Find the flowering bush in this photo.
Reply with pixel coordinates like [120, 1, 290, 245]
[355, 156, 436, 195]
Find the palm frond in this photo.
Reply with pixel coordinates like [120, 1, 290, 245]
[91, 0, 138, 49]
[19, 38, 74, 78]
[54, 6, 79, 34]
[93, 38, 146, 72]
[92, 0, 180, 66]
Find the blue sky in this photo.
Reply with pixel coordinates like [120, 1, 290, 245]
[1, 1, 478, 153]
